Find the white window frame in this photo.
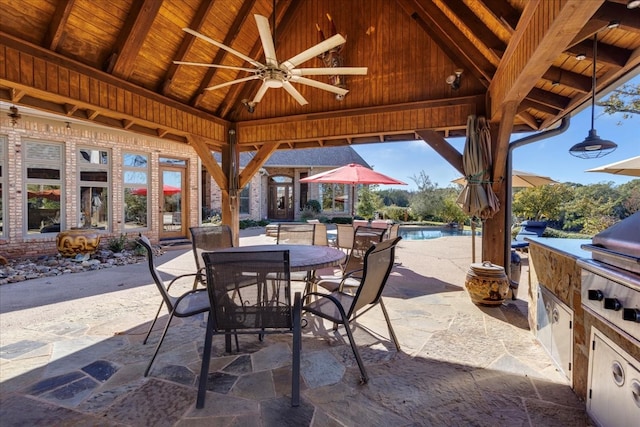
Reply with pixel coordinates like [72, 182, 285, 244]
[24, 140, 64, 237]
[123, 152, 149, 231]
[78, 147, 110, 231]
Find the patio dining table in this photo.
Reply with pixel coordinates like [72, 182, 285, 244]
[213, 244, 346, 272]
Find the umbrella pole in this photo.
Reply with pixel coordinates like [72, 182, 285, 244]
[471, 220, 476, 263]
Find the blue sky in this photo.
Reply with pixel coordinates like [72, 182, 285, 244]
[353, 75, 639, 192]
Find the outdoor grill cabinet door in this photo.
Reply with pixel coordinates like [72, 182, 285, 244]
[588, 331, 640, 427]
[537, 285, 573, 381]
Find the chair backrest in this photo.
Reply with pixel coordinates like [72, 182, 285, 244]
[370, 219, 391, 230]
[387, 223, 400, 239]
[352, 219, 369, 229]
[313, 223, 328, 246]
[515, 220, 547, 240]
[277, 223, 315, 245]
[203, 250, 293, 331]
[190, 225, 234, 273]
[336, 224, 354, 250]
[343, 226, 387, 275]
[137, 235, 175, 312]
[349, 237, 402, 316]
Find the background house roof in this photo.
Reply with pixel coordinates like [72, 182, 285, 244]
[216, 145, 370, 169]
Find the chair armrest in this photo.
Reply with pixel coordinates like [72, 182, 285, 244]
[167, 272, 205, 291]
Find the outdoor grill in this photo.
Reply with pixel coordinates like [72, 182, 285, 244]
[577, 212, 640, 427]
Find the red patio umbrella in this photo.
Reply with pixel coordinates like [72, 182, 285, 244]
[300, 163, 406, 217]
[131, 185, 181, 196]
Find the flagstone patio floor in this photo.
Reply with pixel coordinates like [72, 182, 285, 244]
[0, 228, 591, 426]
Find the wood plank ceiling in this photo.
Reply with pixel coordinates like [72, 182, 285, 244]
[1, 0, 639, 154]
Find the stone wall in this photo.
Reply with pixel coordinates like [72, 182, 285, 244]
[528, 242, 640, 401]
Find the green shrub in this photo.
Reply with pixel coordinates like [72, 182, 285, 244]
[305, 199, 321, 213]
[108, 234, 128, 253]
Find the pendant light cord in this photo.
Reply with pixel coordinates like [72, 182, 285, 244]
[590, 33, 597, 131]
[273, 0, 276, 51]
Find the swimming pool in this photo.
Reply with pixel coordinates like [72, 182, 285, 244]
[399, 227, 478, 241]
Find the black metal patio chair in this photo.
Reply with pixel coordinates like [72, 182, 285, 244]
[197, 249, 301, 408]
[304, 237, 402, 384]
[137, 235, 210, 377]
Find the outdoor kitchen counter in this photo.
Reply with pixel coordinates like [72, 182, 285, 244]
[525, 237, 592, 400]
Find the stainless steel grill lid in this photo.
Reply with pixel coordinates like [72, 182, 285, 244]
[581, 212, 640, 274]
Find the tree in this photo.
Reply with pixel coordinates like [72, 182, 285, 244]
[598, 83, 640, 121]
[512, 184, 573, 221]
[356, 185, 384, 219]
[408, 171, 442, 220]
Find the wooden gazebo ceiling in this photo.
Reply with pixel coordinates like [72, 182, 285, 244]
[1, 0, 639, 153]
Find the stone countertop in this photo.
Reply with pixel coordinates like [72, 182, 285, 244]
[525, 236, 593, 260]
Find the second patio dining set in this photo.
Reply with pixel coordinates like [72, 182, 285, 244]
[138, 222, 402, 410]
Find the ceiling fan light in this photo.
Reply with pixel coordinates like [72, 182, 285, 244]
[628, 0, 640, 9]
[569, 130, 618, 159]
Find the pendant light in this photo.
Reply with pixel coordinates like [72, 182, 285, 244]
[569, 33, 617, 159]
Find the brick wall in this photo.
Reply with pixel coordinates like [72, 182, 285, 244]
[1, 113, 200, 259]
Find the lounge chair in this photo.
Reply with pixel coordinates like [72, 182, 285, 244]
[511, 220, 547, 251]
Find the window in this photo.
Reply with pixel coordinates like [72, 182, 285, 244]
[123, 153, 148, 230]
[0, 136, 5, 236]
[239, 184, 250, 214]
[320, 183, 348, 213]
[78, 148, 109, 230]
[24, 141, 63, 235]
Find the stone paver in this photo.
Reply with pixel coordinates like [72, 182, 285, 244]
[0, 228, 591, 426]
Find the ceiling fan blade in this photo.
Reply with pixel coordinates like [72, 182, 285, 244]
[254, 14, 278, 67]
[252, 83, 269, 104]
[281, 33, 346, 69]
[173, 61, 256, 73]
[182, 28, 264, 68]
[290, 76, 349, 96]
[292, 67, 368, 76]
[204, 75, 261, 91]
[282, 81, 309, 105]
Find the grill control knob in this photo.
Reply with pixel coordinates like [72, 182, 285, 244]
[604, 298, 622, 311]
[588, 289, 604, 301]
[623, 308, 640, 322]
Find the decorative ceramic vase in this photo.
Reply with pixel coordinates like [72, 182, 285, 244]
[56, 228, 101, 257]
[465, 261, 510, 306]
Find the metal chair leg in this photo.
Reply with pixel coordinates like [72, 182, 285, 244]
[197, 311, 214, 409]
[291, 292, 302, 407]
[341, 316, 368, 384]
[379, 297, 400, 351]
[143, 301, 165, 345]
[144, 310, 175, 376]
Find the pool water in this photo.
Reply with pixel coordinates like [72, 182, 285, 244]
[399, 227, 477, 241]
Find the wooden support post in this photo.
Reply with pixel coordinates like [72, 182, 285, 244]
[222, 129, 240, 246]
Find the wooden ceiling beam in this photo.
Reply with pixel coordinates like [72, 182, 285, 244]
[44, 0, 75, 51]
[189, 135, 228, 194]
[565, 40, 630, 68]
[415, 129, 464, 175]
[443, 0, 505, 54]
[105, 0, 163, 79]
[481, 0, 521, 33]
[397, 0, 495, 85]
[160, 0, 219, 96]
[191, 0, 258, 108]
[489, 0, 602, 121]
[518, 99, 561, 116]
[239, 142, 279, 189]
[542, 66, 591, 93]
[527, 88, 570, 111]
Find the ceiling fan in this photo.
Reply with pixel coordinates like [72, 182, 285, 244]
[174, 14, 367, 107]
